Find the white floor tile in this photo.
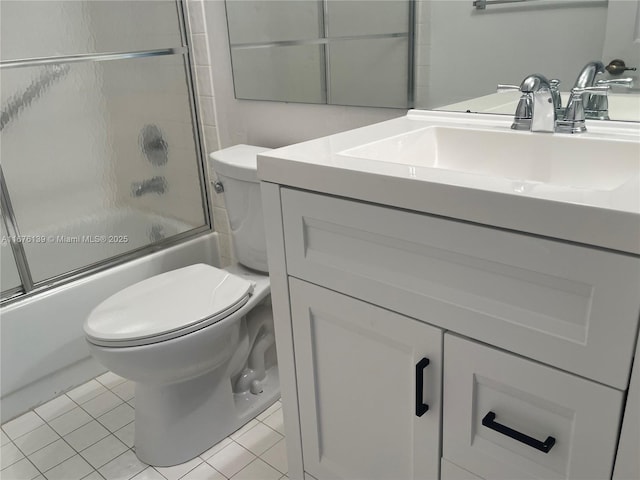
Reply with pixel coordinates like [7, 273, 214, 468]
[111, 382, 135, 403]
[48, 407, 93, 437]
[199, 437, 232, 461]
[130, 467, 165, 480]
[127, 398, 136, 408]
[34, 396, 77, 423]
[0, 457, 40, 480]
[113, 422, 134, 449]
[64, 421, 110, 452]
[44, 454, 94, 480]
[181, 463, 225, 480]
[206, 442, 255, 478]
[98, 450, 147, 480]
[95, 372, 126, 390]
[82, 391, 124, 418]
[67, 381, 107, 405]
[1, 442, 25, 469]
[259, 439, 287, 474]
[1, 429, 10, 446]
[154, 456, 201, 480]
[13, 424, 60, 456]
[97, 404, 135, 433]
[262, 410, 284, 436]
[231, 458, 281, 480]
[81, 436, 128, 469]
[80, 470, 104, 480]
[229, 420, 259, 441]
[3, 412, 45, 440]
[235, 423, 282, 456]
[255, 402, 281, 422]
[28, 439, 75, 472]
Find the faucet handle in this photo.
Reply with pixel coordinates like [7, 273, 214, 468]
[496, 84, 521, 93]
[497, 84, 533, 130]
[596, 77, 634, 88]
[571, 85, 609, 96]
[549, 79, 563, 113]
[557, 86, 609, 133]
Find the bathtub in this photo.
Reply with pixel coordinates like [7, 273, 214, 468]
[1, 211, 219, 422]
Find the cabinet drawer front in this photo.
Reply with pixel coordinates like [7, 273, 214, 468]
[289, 279, 442, 480]
[281, 188, 640, 389]
[443, 334, 623, 480]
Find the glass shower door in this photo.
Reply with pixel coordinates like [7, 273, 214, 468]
[0, 0, 209, 296]
[1, 208, 23, 296]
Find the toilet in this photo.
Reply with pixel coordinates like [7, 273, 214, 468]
[83, 145, 279, 467]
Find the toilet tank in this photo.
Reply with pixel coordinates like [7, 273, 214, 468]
[209, 145, 272, 272]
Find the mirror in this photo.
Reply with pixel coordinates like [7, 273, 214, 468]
[225, 0, 640, 122]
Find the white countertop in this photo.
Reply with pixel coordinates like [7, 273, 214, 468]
[258, 110, 640, 256]
[438, 91, 640, 122]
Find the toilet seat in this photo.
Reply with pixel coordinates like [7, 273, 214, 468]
[84, 264, 253, 348]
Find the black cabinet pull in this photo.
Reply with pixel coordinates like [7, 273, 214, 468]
[482, 411, 556, 453]
[415, 357, 430, 417]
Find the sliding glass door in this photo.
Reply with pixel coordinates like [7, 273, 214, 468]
[0, 0, 209, 300]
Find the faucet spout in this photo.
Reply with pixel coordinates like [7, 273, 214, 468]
[573, 61, 605, 89]
[520, 74, 555, 133]
[573, 61, 606, 111]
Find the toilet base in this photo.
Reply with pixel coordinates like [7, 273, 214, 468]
[134, 365, 280, 467]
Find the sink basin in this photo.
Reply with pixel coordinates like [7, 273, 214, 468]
[340, 126, 640, 191]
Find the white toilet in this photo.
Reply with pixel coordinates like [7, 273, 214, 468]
[83, 145, 279, 467]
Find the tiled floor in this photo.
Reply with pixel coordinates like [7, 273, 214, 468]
[1, 372, 288, 480]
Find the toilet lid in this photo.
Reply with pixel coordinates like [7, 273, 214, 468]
[84, 264, 253, 347]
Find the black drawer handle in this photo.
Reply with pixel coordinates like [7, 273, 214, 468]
[482, 411, 556, 453]
[415, 357, 430, 417]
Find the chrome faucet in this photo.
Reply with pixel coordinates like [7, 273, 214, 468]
[131, 176, 167, 197]
[587, 77, 634, 120]
[556, 86, 609, 134]
[571, 61, 622, 119]
[570, 60, 634, 121]
[497, 73, 555, 133]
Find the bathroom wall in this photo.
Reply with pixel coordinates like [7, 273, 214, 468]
[185, 0, 234, 265]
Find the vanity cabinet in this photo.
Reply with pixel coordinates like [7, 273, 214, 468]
[262, 184, 640, 480]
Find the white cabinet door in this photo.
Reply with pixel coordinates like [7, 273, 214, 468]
[443, 334, 624, 480]
[441, 459, 484, 480]
[289, 278, 442, 480]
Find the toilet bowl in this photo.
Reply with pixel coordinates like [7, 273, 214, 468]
[83, 145, 278, 467]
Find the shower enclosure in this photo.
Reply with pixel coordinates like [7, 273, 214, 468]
[0, 0, 210, 302]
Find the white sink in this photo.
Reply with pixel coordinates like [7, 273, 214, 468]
[340, 125, 640, 191]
